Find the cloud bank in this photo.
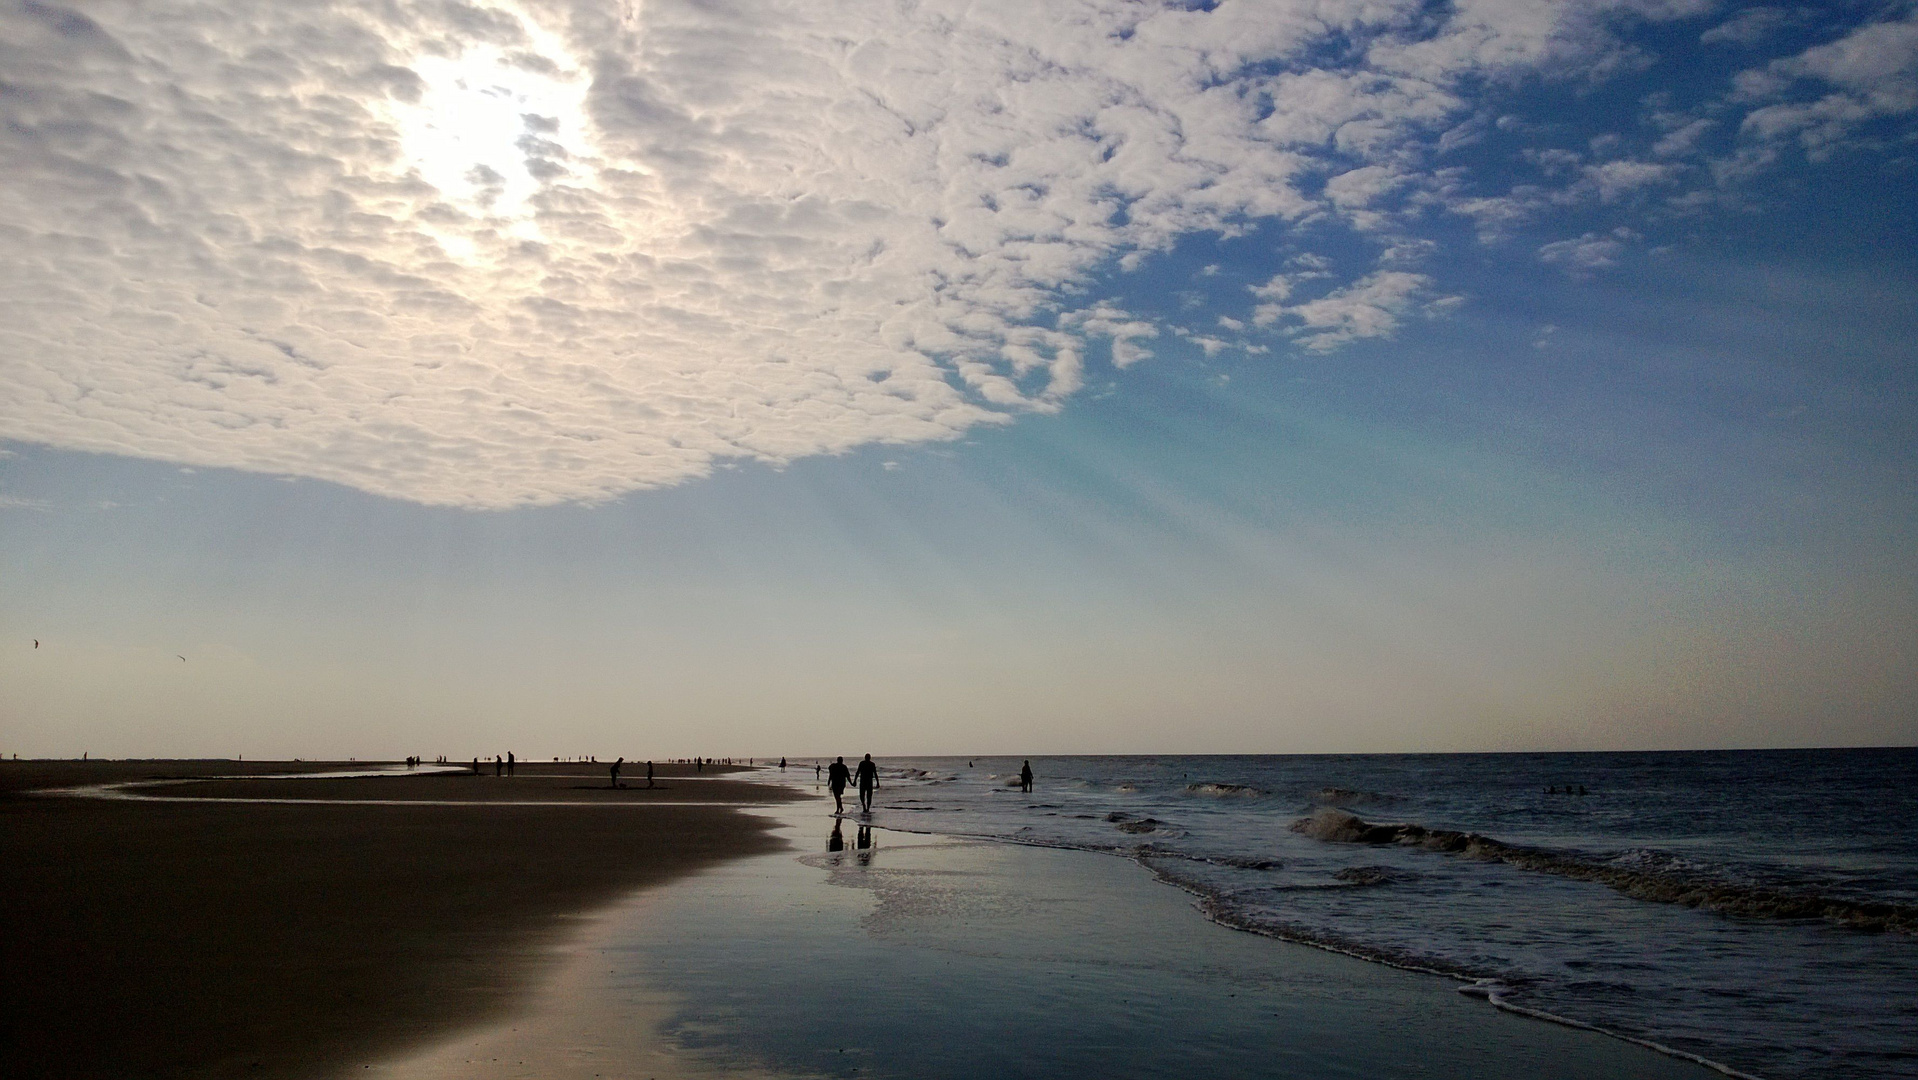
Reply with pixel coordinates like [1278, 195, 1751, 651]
[0, 0, 1910, 507]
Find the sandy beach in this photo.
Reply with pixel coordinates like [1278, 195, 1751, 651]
[0, 760, 800, 1080]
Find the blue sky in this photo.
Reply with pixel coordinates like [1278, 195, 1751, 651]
[2, 0, 1914, 757]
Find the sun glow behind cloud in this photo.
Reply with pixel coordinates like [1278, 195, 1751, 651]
[392, 24, 596, 251]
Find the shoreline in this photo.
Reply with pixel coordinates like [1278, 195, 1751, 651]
[0, 760, 800, 1080]
[833, 808, 1761, 1080]
[413, 797, 1720, 1079]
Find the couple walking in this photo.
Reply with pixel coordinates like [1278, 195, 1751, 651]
[826, 754, 879, 814]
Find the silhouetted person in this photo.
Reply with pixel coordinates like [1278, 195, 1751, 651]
[828, 819, 845, 852]
[646, 760, 655, 788]
[610, 757, 623, 788]
[696, 756, 703, 773]
[471, 757, 480, 775]
[856, 754, 878, 813]
[815, 763, 822, 781]
[507, 751, 515, 777]
[827, 756, 851, 813]
[780, 757, 787, 770]
[1020, 760, 1033, 793]
[494, 755, 502, 777]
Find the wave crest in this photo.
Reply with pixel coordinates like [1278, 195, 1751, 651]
[1290, 809, 1918, 934]
[1185, 782, 1267, 797]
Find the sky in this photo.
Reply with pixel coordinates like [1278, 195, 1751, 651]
[1, 0, 1914, 759]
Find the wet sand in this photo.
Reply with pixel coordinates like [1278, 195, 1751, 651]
[372, 801, 1723, 1080]
[0, 760, 799, 1080]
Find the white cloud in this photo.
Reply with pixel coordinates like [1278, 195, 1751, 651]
[1253, 270, 1447, 351]
[1537, 228, 1638, 275]
[1324, 164, 1409, 230]
[1060, 304, 1159, 369]
[1581, 158, 1683, 201]
[0, 0, 1884, 508]
[1701, 7, 1789, 47]
[1172, 327, 1231, 357]
[1651, 117, 1715, 156]
[1734, 11, 1918, 155]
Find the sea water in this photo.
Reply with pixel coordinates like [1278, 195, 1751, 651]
[795, 749, 1916, 1080]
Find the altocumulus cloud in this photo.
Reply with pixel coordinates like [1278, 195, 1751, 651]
[0, 0, 1910, 507]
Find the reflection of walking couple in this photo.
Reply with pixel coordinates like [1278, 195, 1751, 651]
[826, 754, 879, 814]
[827, 818, 875, 858]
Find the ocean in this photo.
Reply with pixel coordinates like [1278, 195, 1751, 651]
[799, 749, 1918, 1080]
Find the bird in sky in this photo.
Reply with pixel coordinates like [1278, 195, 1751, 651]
[177, 655, 186, 662]
[33, 639, 37, 648]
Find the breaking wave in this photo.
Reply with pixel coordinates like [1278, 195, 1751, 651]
[1291, 809, 1918, 935]
[1185, 781, 1267, 797]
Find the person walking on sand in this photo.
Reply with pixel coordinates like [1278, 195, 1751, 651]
[856, 754, 879, 814]
[827, 756, 851, 813]
[1020, 760, 1033, 793]
[610, 757, 623, 788]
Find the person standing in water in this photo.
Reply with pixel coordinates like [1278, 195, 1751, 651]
[826, 756, 851, 813]
[1020, 760, 1033, 793]
[646, 760, 655, 788]
[610, 757, 623, 788]
[856, 754, 879, 813]
[506, 751, 515, 777]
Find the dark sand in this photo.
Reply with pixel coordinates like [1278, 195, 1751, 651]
[0, 760, 800, 1080]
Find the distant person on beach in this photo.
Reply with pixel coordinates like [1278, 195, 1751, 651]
[815, 763, 822, 781]
[856, 754, 878, 813]
[507, 752, 515, 777]
[780, 757, 787, 770]
[696, 756, 703, 773]
[610, 757, 623, 788]
[494, 755, 502, 777]
[827, 756, 851, 813]
[471, 757, 480, 775]
[647, 760, 655, 788]
[1020, 760, 1034, 793]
